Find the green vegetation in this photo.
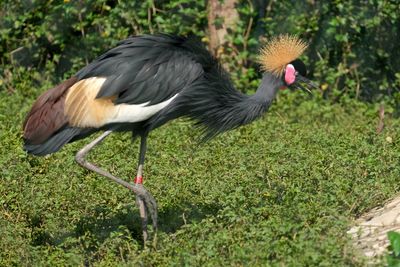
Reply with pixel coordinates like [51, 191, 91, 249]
[1, 0, 400, 266]
[388, 231, 400, 266]
[1, 86, 400, 265]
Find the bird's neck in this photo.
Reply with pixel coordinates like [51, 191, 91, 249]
[250, 73, 282, 104]
[199, 72, 283, 140]
[235, 73, 282, 124]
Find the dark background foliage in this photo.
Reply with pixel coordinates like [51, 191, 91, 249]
[1, 0, 399, 104]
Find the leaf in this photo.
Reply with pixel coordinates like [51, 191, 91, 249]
[387, 255, 400, 267]
[388, 231, 400, 257]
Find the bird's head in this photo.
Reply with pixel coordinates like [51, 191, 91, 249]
[258, 35, 314, 93]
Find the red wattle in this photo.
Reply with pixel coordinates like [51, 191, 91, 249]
[284, 64, 296, 85]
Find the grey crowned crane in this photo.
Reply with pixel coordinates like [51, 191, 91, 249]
[23, 34, 313, 242]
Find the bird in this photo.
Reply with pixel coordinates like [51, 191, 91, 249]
[22, 33, 313, 242]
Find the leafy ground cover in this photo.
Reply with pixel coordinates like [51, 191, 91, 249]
[1, 83, 399, 266]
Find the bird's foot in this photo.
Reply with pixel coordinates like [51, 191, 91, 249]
[134, 182, 158, 245]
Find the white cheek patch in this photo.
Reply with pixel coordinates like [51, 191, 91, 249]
[284, 64, 296, 85]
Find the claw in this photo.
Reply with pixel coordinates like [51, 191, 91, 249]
[143, 190, 158, 231]
[148, 197, 158, 231]
[135, 184, 158, 243]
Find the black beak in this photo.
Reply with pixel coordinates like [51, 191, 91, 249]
[295, 75, 317, 94]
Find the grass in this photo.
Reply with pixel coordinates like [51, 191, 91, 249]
[1, 80, 400, 266]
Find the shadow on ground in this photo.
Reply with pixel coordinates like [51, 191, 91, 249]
[38, 201, 221, 249]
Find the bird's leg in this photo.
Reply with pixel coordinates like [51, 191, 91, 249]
[75, 130, 158, 242]
[134, 134, 154, 243]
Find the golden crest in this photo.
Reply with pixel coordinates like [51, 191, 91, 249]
[258, 35, 308, 77]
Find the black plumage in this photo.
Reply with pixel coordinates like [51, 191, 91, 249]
[76, 35, 204, 106]
[147, 66, 280, 140]
[71, 34, 282, 141]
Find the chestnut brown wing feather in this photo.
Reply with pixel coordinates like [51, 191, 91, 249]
[23, 77, 77, 144]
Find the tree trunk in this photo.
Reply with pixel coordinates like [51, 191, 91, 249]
[207, 0, 239, 57]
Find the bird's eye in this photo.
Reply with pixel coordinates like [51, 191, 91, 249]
[295, 71, 299, 76]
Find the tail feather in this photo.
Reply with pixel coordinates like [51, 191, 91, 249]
[24, 127, 83, 156]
